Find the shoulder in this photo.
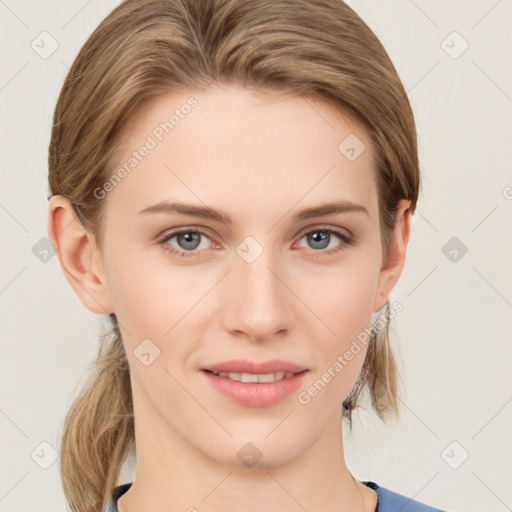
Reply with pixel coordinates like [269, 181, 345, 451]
[104, 482, 133, 512]
[364, 481, 448, 512]
[106, 481, 448, 512]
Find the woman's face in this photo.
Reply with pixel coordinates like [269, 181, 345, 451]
[90, 84, 404, 468]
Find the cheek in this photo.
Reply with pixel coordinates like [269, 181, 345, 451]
[104, 248, 214, 375]
[299, 283, 374, 410]
[102, 247, 176, 340]
[309, 259, 377, 338]
[301, 252, 378, 393]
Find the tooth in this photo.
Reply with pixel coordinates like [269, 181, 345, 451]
[241, 372, 259, 383]
[213, 371, 295, 382]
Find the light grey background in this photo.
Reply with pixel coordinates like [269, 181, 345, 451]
[1, 1, 511, 511]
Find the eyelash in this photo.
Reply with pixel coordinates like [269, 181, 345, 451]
[157, 226, 354, 259]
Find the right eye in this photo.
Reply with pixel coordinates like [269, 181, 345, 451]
[158, 228, 216, 258]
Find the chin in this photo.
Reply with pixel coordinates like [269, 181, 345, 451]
[198, 428, 309, 470]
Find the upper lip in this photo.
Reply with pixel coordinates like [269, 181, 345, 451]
[202, 359, 308, 374]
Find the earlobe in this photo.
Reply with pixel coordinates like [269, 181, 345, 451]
[373, 199, 412, 312]
[47, 195, 114, 315]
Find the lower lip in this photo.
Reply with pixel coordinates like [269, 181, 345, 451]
[202, 370, 309, 407]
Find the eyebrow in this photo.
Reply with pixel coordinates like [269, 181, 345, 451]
[138, 200, 369, 224]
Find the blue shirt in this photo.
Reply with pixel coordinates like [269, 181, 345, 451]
[105, 481, 447, 511]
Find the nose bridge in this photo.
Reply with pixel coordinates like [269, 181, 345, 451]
[223, 238, 293, 339]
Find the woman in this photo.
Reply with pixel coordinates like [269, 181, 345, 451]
[47, 0, 447, 511]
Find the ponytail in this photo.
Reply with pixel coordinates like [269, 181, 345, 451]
[343, 300, 401, 426]
[59, 316, 134, 512]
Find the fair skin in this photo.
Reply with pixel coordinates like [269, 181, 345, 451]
[48, 84, 411, 512]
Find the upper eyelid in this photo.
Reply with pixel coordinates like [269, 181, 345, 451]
[159, 226, 213, 239]
[296, 223, 352, 238]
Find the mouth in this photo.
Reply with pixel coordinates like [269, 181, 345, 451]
[202, 369, 302, 382]
[201, 358, 308, 375]
[200, 359, 309, 407]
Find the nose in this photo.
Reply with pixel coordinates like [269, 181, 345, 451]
[222, 246, 294, 342]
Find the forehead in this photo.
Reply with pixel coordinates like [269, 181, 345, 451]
[104, 84, 379, 224]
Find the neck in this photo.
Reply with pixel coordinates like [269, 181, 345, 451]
[118, 383, 377, 512]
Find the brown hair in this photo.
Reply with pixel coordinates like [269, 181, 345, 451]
[48, 0, 420, 510]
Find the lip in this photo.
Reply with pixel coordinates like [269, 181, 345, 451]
[201, 359, 308, 374]
[201, 359, 309, 407]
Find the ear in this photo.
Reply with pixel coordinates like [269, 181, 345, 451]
[47, 195, 114, 315]
[373, 199, 412, 313]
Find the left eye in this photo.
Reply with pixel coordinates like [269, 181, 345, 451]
[297, 228, 352, 254]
